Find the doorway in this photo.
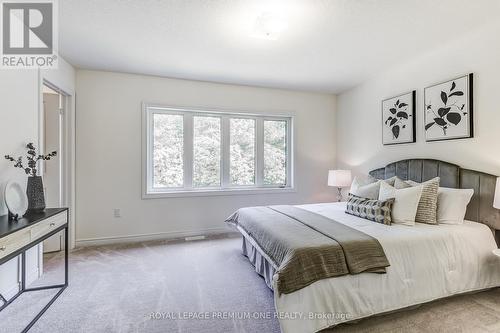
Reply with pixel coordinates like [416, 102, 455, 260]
[42, 83, 67, 253]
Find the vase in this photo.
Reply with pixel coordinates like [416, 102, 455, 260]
[26, 176, 46, 212]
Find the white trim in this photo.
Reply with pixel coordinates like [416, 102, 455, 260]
[144, 103, 295, 118]
[39, 74, 76, 249]
[75, 227, 237, 247]
[144, 187, 297, 199]
[142, 103, 295, 199]
[26, 266, 40, 286]
[39, 78, 72, 252]
[38, 242, 43, 278]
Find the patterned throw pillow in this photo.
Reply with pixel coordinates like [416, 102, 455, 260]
[345, 194, 395, 225]
[393, 177, 440, 225]
[406, 178, 440, 225]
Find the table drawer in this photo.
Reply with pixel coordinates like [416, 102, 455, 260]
[0, 229, 31, 260]
[30, 211, 67, 241]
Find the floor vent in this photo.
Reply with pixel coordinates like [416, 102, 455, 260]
[184, 235, 206, 242]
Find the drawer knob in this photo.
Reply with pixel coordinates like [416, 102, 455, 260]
[50, 223, 56, 227]
[0, 246, 6, 251]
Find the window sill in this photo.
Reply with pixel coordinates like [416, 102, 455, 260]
[142, 187, 297, 199]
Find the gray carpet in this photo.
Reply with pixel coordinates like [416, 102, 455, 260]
[1, 235, 500, 333]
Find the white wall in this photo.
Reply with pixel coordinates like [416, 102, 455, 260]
[0, 59, 75, 300]
[75, 70, 337, 244]
[0, 70, 39, 299]
[336, 20, 500, 178]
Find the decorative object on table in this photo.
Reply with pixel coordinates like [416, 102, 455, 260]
[4, 181, 28, 220]
[328, 170, 352, 202]
[424, 73, 473, 142]
[382, 90, 416, 145]
[494, 177, 500, 209]
[4, 142, 57, 212]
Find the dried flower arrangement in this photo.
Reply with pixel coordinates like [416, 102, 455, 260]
[5, 143, 57, 177]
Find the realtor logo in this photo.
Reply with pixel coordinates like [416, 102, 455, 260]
[1, 0, 58, 68]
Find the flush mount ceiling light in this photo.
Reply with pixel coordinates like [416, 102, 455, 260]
[251, 12, 287, 40]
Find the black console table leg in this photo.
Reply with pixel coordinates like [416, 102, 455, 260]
[21, 252, 26, 291]
[64, 224, 69, 286]
[21, 226, 69, 333]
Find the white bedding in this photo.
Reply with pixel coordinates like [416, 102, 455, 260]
[272, 202, 500, 333]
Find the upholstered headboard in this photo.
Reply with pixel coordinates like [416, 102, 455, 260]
[369, 159, 500, 234]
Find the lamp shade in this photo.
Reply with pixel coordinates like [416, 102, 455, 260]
[494, 177, 500, 209]
[328, 170, 352, 187]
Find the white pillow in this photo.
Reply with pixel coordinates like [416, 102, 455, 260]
[350, 176, 397, 200]
[350, 179, 381, 200]
[394, 177, 411, 189]
[350, 176, 374, 192]
[379, 181, 423, 226]
[437, 187, 474, 224]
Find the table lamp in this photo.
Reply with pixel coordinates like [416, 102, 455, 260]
[328, 170, 352, 202]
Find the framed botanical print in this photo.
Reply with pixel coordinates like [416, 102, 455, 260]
[382, 91, 416, 145]
[424, 73, 473, 142]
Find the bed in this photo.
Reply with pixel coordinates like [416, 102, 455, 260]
[227, 159, 500, 333]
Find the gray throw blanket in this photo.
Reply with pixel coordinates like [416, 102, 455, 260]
[226, 205, 389, 295]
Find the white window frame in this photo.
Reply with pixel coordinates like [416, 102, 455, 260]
[142, 104, 295, 198]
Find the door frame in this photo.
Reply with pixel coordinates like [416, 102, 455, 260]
[41, 83, 66, 253]
[37, 73, 76, 253]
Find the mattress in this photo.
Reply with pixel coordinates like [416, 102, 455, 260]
[239, 202, 500, 333]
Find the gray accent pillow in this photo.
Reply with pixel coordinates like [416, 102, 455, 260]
[398, 177, 440, 225]
[345, 194, 395, 225]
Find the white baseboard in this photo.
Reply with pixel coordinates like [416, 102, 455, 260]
[75, 227, 238, 247]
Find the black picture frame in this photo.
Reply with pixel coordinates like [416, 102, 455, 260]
[381, 90, 416, 145]
[424, 73, 473, 142]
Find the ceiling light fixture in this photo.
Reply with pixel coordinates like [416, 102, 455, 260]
[251, 12, 287, 40]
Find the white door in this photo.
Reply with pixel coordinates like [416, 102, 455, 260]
[42, 85, 64, 253]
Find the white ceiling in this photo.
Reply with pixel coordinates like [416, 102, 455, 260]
[59, 0, 500, 93]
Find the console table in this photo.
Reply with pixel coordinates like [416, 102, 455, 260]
[0, 208, 68, 332]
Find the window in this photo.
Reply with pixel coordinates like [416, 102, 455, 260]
[153, 113, 184, 188]
[264, 120, 287, 185]
[193, 116, 221, 187]
[144, 105, 293, 197]
[230, 118, 255, 186]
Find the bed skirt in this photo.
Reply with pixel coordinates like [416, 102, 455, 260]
[241, 236, 276, 290]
